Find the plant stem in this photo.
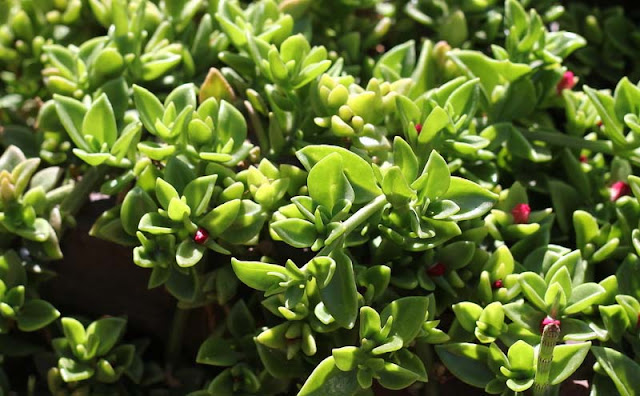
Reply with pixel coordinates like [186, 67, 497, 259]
[533, 322, 561, 396]
[343, 194, 387, 234]
[521, 128, 614, 155]
[244, 100, 270, 154]
[59, 165, 108, 218]
[323, 194, 387, 248]
[415, 341, 440, 396]
[166, 305, 190, 366]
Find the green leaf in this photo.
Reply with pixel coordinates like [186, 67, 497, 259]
[165, 267, 199, 302]
[307, 153, 354, 213]
[83, 94, 117, 146]
[332, 346, 362, 371]
[452, 302, 483, 332]
[564, 283, 606, 314]
[393, 137, 418, 182]
[549, 342, 591, 385]
[62, 317, 86, 346]
[377, 361, 421, 390]
[382, 166, 414, 206]
[121, 187, 158, 236]
[296, 145, 381, 204]
[380, 296, 429, 345]
[591, 346, 640, 396]
[218, 100, 247, 151]
[163, 156, 195, 195]
[197, 336, 242, 366]
[319, 249, 358, 329]
[59, 357, 95, 382]
[441, 177, 498, 221]
[393, 348, 428, 382]
[53, 94, 90, 151]
[508, 340, 534, 373]
[573, 210, 599, 250]
[435, 343, 493, 388]
[86, 317, 126, 356]
[133, 85, 164, 135]
[298, 357, 360, 396]
[503, 300, 545, 334]
[584, 86, 624, 146]
[418, 106, 450, 144]
[165, 83, 197, 114]
[16, 300, 60, 332]
[183, 175, 218, 216]
[518, 272, 547, 311]
[199, 199, 242, 237]
[271, 219, 317, 248]
[176, 239, 205, 268]
[448, 50, 531, 101]
[231, 258, 288, 291]
[155, 178, 180, 211]
[414, 150, 450, 201]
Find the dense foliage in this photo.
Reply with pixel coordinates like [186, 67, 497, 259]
[2, 0, 640, 395]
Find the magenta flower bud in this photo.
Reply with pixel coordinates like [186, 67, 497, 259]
[427, 262, 446, 277]
[557, 71, 576, 94]
[610, 181, 631, 202]
[540, 316, 561, 333]
[193, 228, 209, 244]
[511, 203, 531, 224]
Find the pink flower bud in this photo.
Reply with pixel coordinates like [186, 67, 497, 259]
[427, 262, 446, 277]
[540, 316, 561, 333]
[610, 181, 631, 202]
[557, 71, 576, 94]
[193, 228, 209, 244]
[511, 203, 531, 224]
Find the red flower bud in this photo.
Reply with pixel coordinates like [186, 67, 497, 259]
[193, 228, 209, 244]
[557, 71, 576, 94]
[540, 316, 561, 333]
[579, 154, 588, 163]
[596, 120, 603, 128]
[610, 181, 631, 202]
[415, 123, 422, 134]
[427, 262, 446, 277]
[511, 203, 531, 224]
[492, 279, 503, 289]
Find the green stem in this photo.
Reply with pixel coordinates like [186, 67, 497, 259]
[521, 128, 614, 155]
[244, 100, 270, 154]
[322, 194, 388, 249]
[415, 341, 440, 396]
[59, 165, 108, 218]
[533, 322, 561, 396]
[339, 194, 387, 237]
[166, 305, 190, 366]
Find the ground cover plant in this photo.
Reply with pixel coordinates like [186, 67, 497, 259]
[2, 0, 640, 394]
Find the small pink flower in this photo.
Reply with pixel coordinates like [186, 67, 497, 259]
[557, 71, 577, 94]
[193, 228, 209, 244]
[540, 316, 561, 333]
[511, 203, 531, 224]
[427, 262, 446, 277]
[610, 181, 631, 202]
[492, 279, 503, 289]
[415, 123, 422, 134]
